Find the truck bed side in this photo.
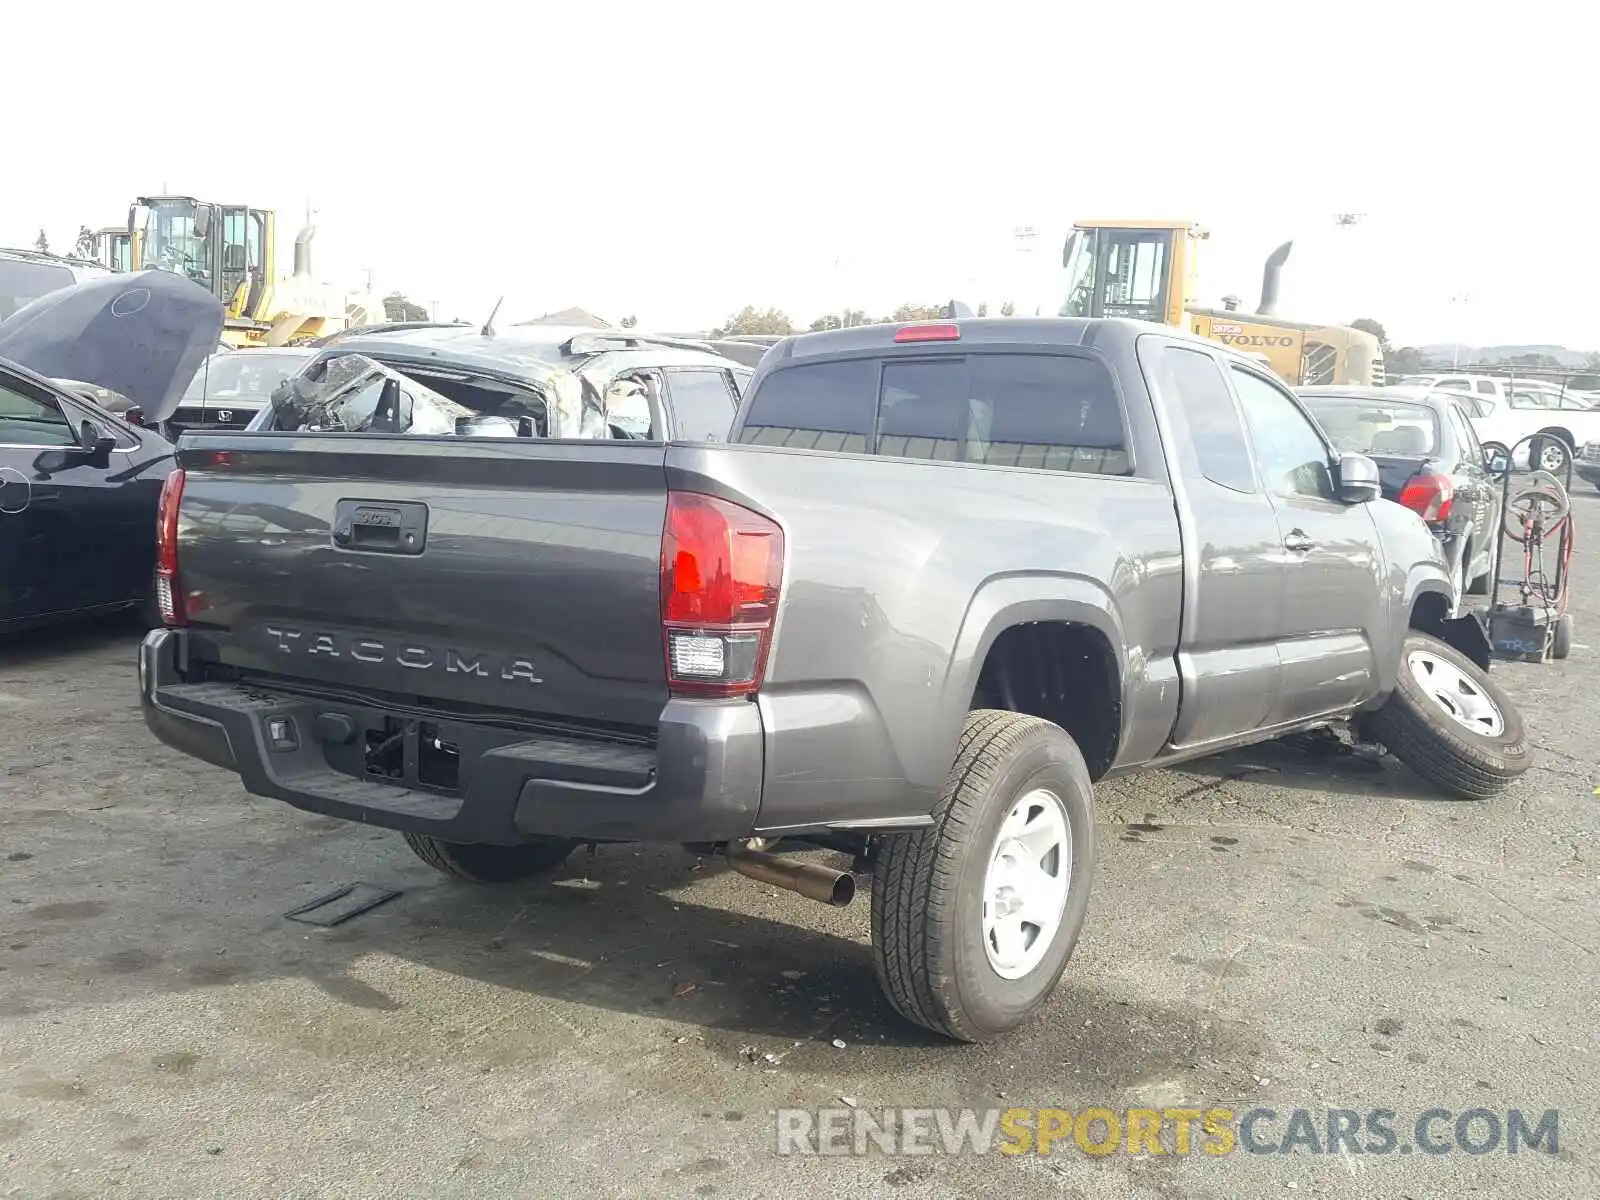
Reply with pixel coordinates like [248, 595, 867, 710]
[664, 442, 1184, 832]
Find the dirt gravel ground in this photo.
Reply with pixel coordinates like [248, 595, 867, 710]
[3, 496, 1598, 1199]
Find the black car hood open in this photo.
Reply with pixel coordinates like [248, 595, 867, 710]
[0, 270, 224, 423]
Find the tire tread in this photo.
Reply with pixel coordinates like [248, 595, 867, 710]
[1366, 635, 1529, 800]
[402, 832, 577, 882]
[871, 710, 1078, 1041]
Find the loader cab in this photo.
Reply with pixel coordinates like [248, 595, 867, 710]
[130, 196, 271, 318]
[1060, 220, 1206, 327]
[92, 227, 137, 273]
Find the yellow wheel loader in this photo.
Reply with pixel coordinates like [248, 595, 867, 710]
[129, 196, 385, 348]
[1060, 219, 1383, 387]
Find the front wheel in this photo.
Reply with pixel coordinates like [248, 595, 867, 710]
[1364, 634, 1529, 800]
[402, 833, 578, 882]
[871, 710, 1096, 1042]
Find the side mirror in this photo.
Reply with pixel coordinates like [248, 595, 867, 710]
[1483, 446, 1510, 477]
[1335, 451, 1381, 504]
[123, 405, 145, 427]
[33, 434, 114, 475]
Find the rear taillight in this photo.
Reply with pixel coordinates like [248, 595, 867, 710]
[1398, 471, 1453, 523]
[155, 467, 186, 627]
[660, 491, 784, 698]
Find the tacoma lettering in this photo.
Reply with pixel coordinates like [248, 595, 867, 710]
[258, 628, 541, 683]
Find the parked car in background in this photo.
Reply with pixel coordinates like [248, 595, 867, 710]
[1394, 372, 1569, 406]
[170, 347, 317, 436]
[1576, 441, 1600, 489]
[0, 271, 222, 631]
[1300, 385, 1502, 612]
[0, 247, 110, 322]
[247, 324, 753, 441]
[1397, 376, 1600, 473]
[0, 356, 177, 628]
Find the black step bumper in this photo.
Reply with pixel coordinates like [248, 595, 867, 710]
[139, 629, 765, 844]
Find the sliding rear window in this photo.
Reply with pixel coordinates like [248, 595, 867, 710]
[738, 352, 1129, 474]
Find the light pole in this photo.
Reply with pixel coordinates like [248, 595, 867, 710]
[1012, 225, 1038, 315]
[1448, 293, 1472, 367]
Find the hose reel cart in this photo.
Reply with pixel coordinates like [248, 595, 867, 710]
[1485, 436, 1576, 663]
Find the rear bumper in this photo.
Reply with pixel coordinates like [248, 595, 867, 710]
[139, 628, 765, 844]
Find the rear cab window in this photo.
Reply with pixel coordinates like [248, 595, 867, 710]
[738, 351, 1129, 474]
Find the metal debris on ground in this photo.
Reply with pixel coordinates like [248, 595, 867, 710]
[284, 883, 402, 927]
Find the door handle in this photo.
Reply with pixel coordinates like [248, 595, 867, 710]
[1283, 529, 1315, 553]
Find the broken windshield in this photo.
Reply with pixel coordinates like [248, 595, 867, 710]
[269, 353, 487, 435]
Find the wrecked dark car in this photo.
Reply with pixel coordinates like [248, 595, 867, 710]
[247, 323, 755, 442]
[0, 270, 221, 630]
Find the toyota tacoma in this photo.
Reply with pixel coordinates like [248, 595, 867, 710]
[139, 316, 1530, 1042]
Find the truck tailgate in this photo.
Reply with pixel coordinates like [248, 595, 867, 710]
[173, 434, 671, 732]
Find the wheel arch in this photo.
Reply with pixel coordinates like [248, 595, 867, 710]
[944, 575, 1130, 782]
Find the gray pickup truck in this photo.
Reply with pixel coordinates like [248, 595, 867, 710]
[139, 316, 1529, 1042]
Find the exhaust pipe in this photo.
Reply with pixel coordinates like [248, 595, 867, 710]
[293, 224, 316, 278]
[726, 839, 856, 907]
[1257, 240, 1293, 316]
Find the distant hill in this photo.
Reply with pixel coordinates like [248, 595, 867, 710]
[1414, 343, 1599, 368]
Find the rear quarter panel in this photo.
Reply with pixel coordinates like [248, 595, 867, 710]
[666, 442, 1184, 832]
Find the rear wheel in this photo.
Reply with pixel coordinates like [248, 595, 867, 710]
[402, 833, 578, 882]
[1365, 633, 1529, 799]
[871, 710, 1095, 1043]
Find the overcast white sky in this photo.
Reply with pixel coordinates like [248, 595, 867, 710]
[8, 4, 1595, 346]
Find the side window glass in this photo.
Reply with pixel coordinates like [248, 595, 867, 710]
[1230, 368, 1336, 501]
[663, 368, 738, 441]
[1157, 345, 1254, 492]
[1476, 380, 1497, 395]
[0, 380, 76, 446]
[730, 369, 753, 399]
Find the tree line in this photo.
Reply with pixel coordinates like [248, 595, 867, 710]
[710, 302, 1018, 337]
